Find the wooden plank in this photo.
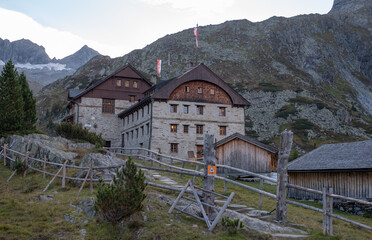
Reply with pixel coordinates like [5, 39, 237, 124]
[203, 134, 215, 215]
[259, 178, 263, 209]
[7, 170, 17, 182]
[168, 180, 191, 213]
[43, 166, 63, 192]
[189, 181, 211, 229]
[209, 192, 235, 231]
[43, 156, 47, 179]
[329, 187, 333, 235]
[77, 166, 92, 197]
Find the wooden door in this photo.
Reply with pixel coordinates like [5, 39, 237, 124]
[196, 145, 203, 159]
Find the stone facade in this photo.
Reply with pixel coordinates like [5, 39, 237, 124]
[151, 100, 245, 159]
[77, 97, 134, 147]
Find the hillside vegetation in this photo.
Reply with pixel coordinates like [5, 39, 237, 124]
[36, 0, 372, 154]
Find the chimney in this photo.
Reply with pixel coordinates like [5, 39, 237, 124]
[150, 75, 157, 84]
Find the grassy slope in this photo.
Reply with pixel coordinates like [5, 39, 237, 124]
[0, 160, 371, 240]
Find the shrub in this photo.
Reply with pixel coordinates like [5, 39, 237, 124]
[14, 158, 27, 175]
[95, 157, 147, 223]
[221, 216, 244, 235]
[292, 119, 313, 130]
[55, 122, 105, 147]
[258, 82, 283, 92]
[275, 104, 297, 119]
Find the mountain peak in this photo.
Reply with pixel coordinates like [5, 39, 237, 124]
[329, 0, 371, 14]
[58, 45, 101, 69]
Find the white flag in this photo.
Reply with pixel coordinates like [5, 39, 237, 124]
[157, 59, 162, 76]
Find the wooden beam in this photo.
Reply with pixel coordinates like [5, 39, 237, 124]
[203, 134, 216, 216]
[168, 180, 191, 213]
[209, 192, 235, 231]
[78, 166, 92, 197]
[276, 130, 293, 222]
[43, 166, 63, 192]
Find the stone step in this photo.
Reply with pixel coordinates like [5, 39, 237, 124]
[271, 233, 309, 239]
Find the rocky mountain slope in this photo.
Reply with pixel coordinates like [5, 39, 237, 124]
[0, 39, 100, 92]
[37, 0, 372, 154]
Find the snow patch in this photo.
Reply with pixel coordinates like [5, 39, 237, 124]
[14, 63, 71, 71]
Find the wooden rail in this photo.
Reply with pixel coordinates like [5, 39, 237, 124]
[1, 144, 371, 233]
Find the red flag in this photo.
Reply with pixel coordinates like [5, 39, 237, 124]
[157, 59, 162, 76]
[193, 24, 199, 47]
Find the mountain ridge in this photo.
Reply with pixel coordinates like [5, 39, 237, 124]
[37, 0, 372, 153]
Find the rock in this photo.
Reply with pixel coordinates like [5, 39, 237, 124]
[141, 211, 148, 222]
[64, 214, 76, 223]
[79, 229, 87, 240]
[247, 210, 270, 217]
[192, 224, 198, 228]
[39, 195, 54, 201]
[79, 197, 96, 218]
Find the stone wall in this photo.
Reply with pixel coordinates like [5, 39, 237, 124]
[151, 100, 245, 159]
[78, 97, 134, 147]
[121, 103, 152, 149]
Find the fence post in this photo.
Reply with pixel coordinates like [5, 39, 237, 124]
[258, 178, 263, 209]
[24, 151, 30, 178]
[43, 156, 47, 179]
[276, 130, 293, 222]
[62, 161, 67, 188]
[3, 144, 7, 166]
[90, 161, 93, 194]
[323, 187, 328, 235]
[202, 134, 216, 215]
[224, 167, 227, 193]
[329, 187, 333, 235]
[179, 161, 186, 177]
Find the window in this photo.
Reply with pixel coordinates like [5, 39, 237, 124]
[185, 86, 190, 93]
[219, 126, 226, 135]
[127, 117, 129, 124]
[210, 88, 215, 95]
[133, 81, 138, 88]
[197, 87, 203, 94]
[125, 80, 130, 87]
[129, 95, 135, 102]
[105, 141, 111, 148]
[170, 143, 178, 153]
[183, 125, 189, 133]
[126, 132, 129, 141]
[136, 129, 138, 138]
[102, 98, 115, 114]
[142, 108, 144, 117]
[116, 79, 122, 87]
[146, 123, 150, 135]
[141, 126, 144, 136]
[219, 107, 226, 116]
[196, 105, 204, 115]
[170, 124, 177, 133]
[196, 125, 203, 134]
[170, 104, 177, 113]
[183, 105, 189, 114]
[137, 111, 139, 120]
[132, 114, 134, 121]
[131, 130, 133, 139]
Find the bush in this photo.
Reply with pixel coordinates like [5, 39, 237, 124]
[55, 122, 105, 147]
[221, 216, 244, 235]
[275, 104, 297, 119]
[292, 119, 314, 130]
[14, 158, 27, 175]
[95, 157, 147, 223]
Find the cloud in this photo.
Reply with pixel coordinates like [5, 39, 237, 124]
[0, 8, 122, 59]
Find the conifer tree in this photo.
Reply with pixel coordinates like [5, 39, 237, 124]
[19, 72, 37, 130]
[0, 60, 24, 133]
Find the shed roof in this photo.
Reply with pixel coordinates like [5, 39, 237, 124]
[215, 132, 278, 153]
[288, 140, 372, 172]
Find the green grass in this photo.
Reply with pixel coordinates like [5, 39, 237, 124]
[1, 158, 371, 239]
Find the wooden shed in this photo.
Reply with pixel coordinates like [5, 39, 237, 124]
[214, 133, 278, 174]
[288, 140, 372, 200]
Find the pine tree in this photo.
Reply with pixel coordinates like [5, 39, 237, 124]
[0, 60, 24, 133]
[19, 72, 37, 130]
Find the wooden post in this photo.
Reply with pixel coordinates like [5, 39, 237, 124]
[203, 134, 216, 216]
[89, 161, 93, 194]
[329, 187, 333, 235]
[3, 144, 7, 166]
[78, 166, 92, 197]
[276, 129, 293, 222]
[43, 166, 63, 192]
[224, 167, 227, 193]
[43, 156, 47, 179]
[23, 151, 30, 177]
[259, 178, 263, 209]
[179, 162, 185, 177]
[323, 187, 328, 235]
[62, 161, 67, 188]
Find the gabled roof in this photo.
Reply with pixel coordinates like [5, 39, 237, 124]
[215, 132, 278, 153]
[69, 63, 152, 100]
[288, 140, 372, 172]
[144, 64, 250, 107]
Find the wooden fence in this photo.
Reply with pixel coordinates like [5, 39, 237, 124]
[1, 143, 371, 234]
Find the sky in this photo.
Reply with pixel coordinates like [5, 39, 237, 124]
[0, 0, 334, 59]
